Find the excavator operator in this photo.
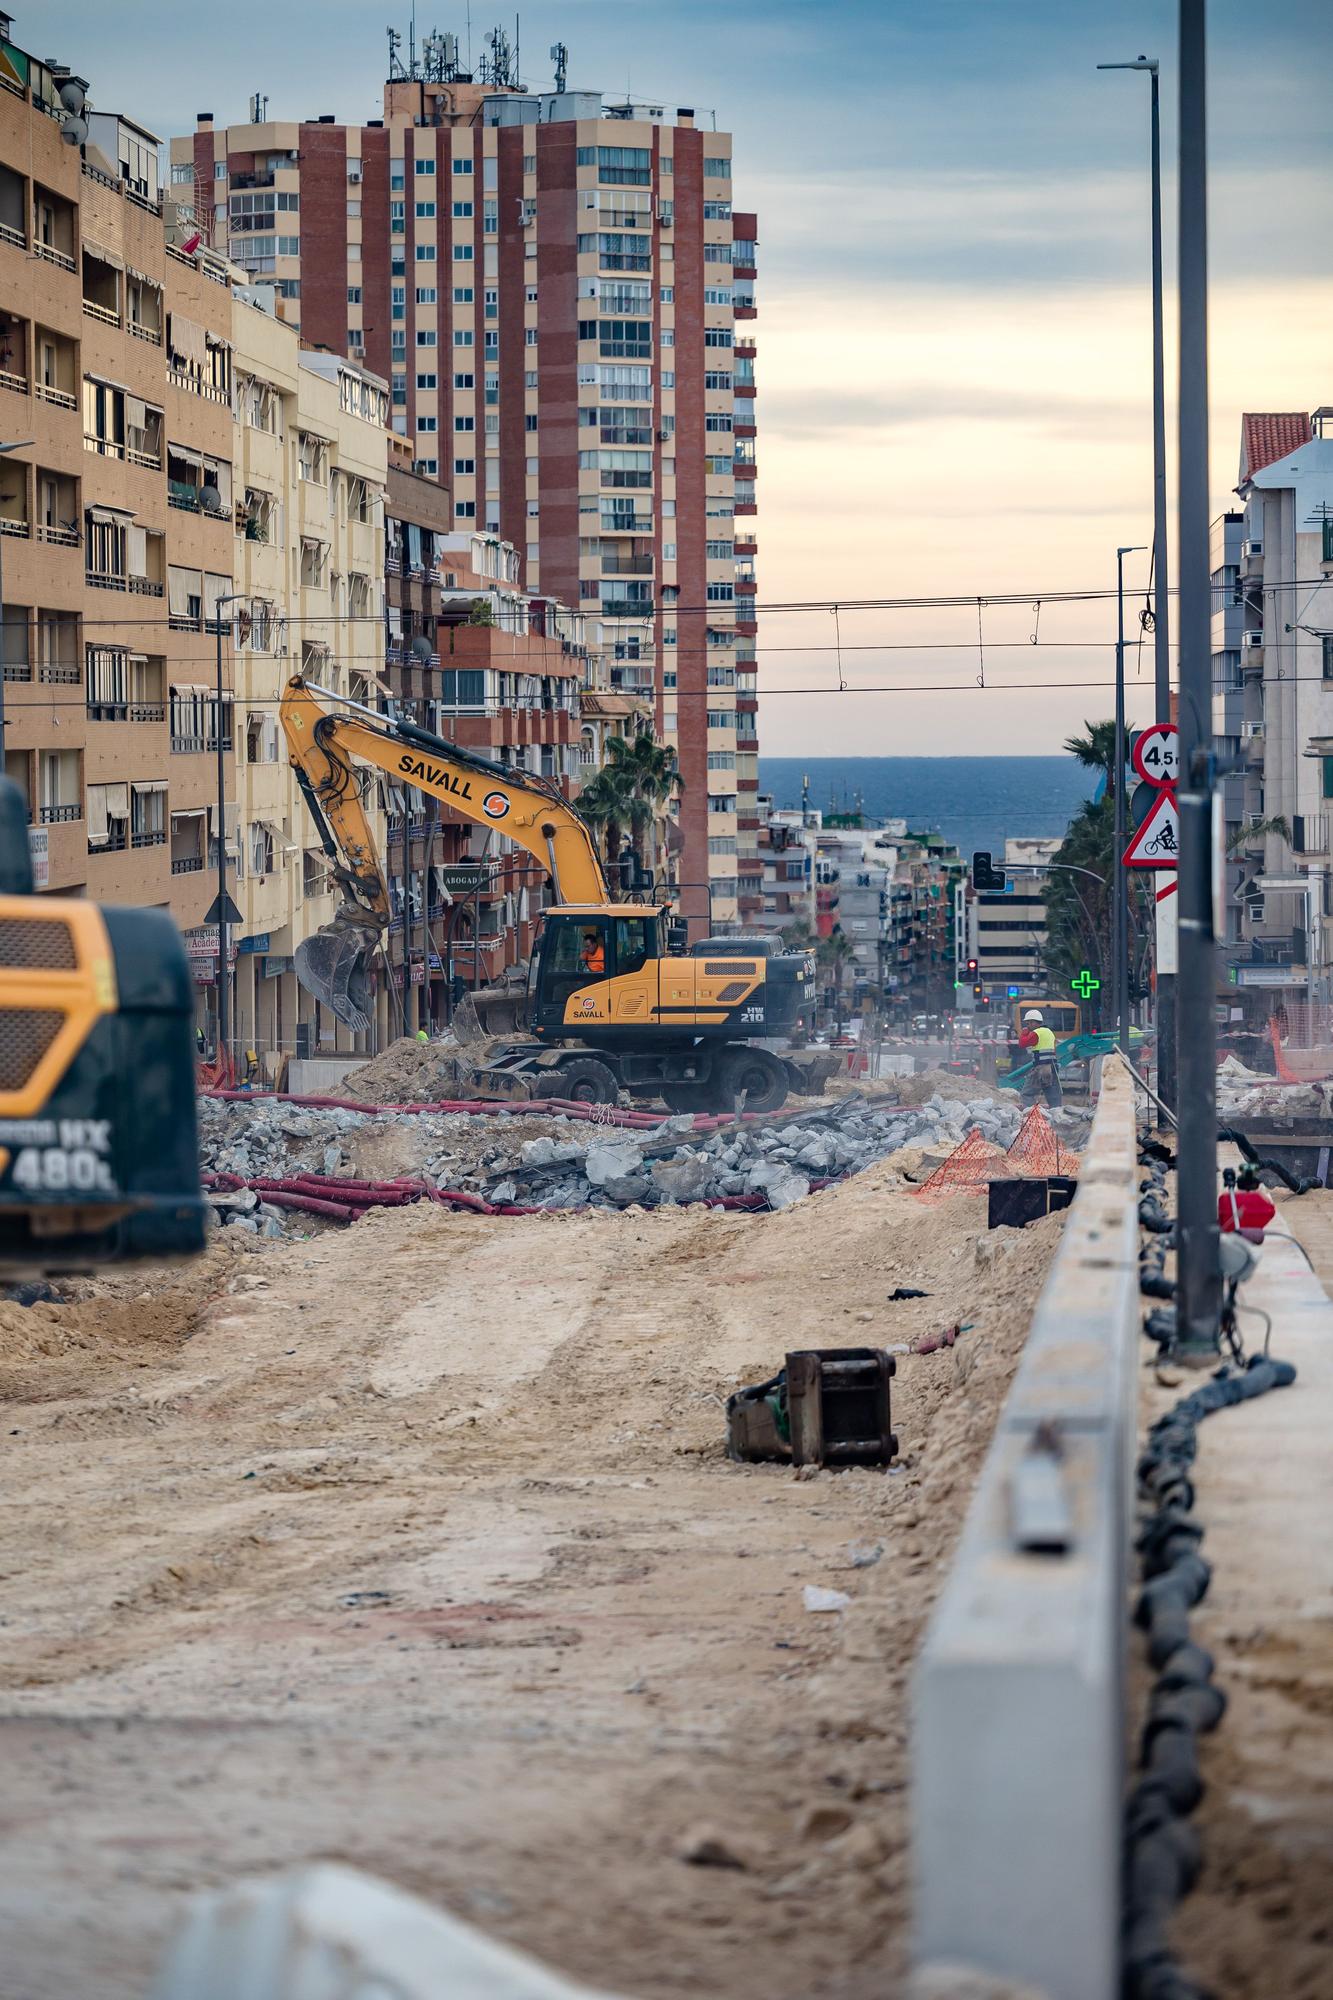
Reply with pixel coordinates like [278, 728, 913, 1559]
[580, 928, 606, 978]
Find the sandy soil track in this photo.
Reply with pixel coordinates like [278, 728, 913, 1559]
[0, 1165, 1061, 2000]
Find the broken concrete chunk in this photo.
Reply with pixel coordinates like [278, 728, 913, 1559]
[584, 1142, 645, 1187]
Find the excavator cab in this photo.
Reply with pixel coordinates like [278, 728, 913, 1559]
[532, 910, 661, 1034]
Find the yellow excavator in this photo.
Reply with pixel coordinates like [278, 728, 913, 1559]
[280, 677, 815, 1112]
[0, 777, 205, 1272]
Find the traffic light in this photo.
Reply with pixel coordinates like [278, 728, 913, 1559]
[972, 982, 984, 1000]
[966, 957, 978, 977]
[972, 851, 1007, 892]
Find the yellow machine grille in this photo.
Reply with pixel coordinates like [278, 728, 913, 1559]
[0, 918, 78, 971]
[0, 1008, 65, 1091]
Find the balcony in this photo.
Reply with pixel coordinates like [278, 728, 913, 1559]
[600, 555, 654, 575]
[601, 598, 655, 620]
[171, 854, 204, 874]
[131, 828, 167, 848]
[87, 702, 168, 724]
[87, 569, 128, 592]
[36, 524, 79, 548]
[40, 803, 80, 824]
[168, 480, 201, 512]
[35, 382, 76, 410]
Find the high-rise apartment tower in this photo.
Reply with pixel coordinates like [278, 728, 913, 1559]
[173, 47, 760, 936]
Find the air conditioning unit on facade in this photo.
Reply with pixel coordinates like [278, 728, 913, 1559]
[1241, 538, 1263, 561]
[1242, 629, 1264, 650]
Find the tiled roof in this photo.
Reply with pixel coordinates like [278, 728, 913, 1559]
[1240, 411, 1312, 483]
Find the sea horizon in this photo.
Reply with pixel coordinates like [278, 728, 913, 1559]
[759, 755, 1096, 864]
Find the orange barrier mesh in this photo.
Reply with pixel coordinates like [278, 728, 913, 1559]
[913, 1107, 1079, 1204]
[1004, 1103, 1080, 1179]
[912, 1128, 1007, 1203]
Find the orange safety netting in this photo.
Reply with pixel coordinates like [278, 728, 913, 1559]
[912, 1128, 1008, 1204]
[912, 1106, 1079, 1204]
[1003, 1103, 1080, 1179]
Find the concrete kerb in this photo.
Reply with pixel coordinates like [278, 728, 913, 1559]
[911, 1064, 1140, 2000]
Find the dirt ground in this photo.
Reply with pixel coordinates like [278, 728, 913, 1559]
[0, 1164, 1063, 2000]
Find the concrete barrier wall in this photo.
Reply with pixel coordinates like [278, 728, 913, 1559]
[911, 1065, 1140, 2000]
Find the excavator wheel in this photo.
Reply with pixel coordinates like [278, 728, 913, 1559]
[551, 1055, 620, 1106]
[718, 1045, 789, 1116]
[660, 1081, 713, 1115]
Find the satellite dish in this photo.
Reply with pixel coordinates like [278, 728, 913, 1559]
[409, 635, 434, 662]
[58, 79, 86, 115]
[200, 483, 224, 514]
[60, 115, 87, 148]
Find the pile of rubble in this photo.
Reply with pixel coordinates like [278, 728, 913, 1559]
[1216, 1053, 1333, 1123]
[198, 1087, 1091, 1235]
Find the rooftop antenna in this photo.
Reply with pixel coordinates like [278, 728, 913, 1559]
[409, 0, 417, 80]
[466, 0, 472, 71]
[550, 39, 568, 91]
[249, 90, 268, 123]
[386, 26, 407, 81]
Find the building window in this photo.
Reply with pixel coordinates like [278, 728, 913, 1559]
[453, 244, 474, 262]
[525, 328, 538, 346]
[704, 157, 731, 176]
[417, 415, 438, 433]
[416, 287, 436, 304]
[417, 330, 438, 347]
[453, 200, 473, 218]
[1324, 635, 1333, 682]
[454, 371, 474, 389]
[416, 371, 437, 390]
[454, 457, 475, 474]
[416, 458, 438, 475]
[660, 285, 674, 303]
[415, 244, 436, 262]
[454, 329, 474, 348]
[347, 285, 362, 304]
[452, 157, 473, 175]
[455, 416, 475, 433]
[416, 201, 436, 218]
[456, 500, 476, 518]
[415, 158, 436, 176]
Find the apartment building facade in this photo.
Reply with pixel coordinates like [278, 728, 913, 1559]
[0, 28, 237, 961]
[1213, 408, 1333, 1021]
[172, 54, 760, 939]
[227, 294, 391, 1065]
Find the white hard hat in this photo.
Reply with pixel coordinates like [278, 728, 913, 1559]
[1023, 1009, 1043, 1022]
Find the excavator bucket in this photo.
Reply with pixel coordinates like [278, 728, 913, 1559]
[294, 922, 379, 1034]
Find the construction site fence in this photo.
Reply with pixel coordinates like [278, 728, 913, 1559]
[911, 1061, 1140, 2000]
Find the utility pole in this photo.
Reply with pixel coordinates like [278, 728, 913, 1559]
[1115, 546, 1147, 1060]
[1098, 55, 1176, 1107]
[1175, 0, 1221, 1355]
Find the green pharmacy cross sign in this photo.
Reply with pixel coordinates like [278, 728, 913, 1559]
[1071, 968, 1101, 1000]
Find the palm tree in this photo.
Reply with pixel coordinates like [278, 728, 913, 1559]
[1063, 720, 1121, 797]
[605, 731, 683, 888]
[1225, 813, 1290, 856]
[574, 766, 633, 882]
[817, 927, 857, 1032]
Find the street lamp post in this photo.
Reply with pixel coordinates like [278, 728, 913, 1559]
[1175, 0, 1221, 1354]
[1116, 545, 1148, 1060]
[0, 439, 35, 757]
[215, 593, 244, 1073]
[1099, 54, 1176, 1105]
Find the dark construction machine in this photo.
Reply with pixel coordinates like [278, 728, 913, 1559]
[280, 678, 817, 1112]
[0, 779, 205, 1274]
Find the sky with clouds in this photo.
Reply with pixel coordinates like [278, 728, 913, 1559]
[36, 0, 1333, 755]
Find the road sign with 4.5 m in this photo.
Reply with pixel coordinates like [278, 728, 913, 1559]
[1132, 722, 1179, 789]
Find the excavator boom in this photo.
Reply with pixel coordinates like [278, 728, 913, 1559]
[280, 678, 610, 1029]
